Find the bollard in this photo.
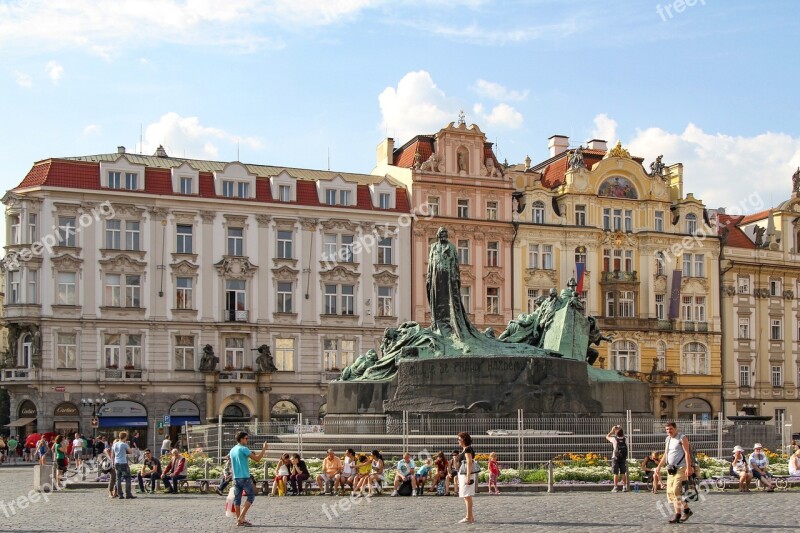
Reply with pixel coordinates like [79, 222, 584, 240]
[547, 461, 554, 493]
[204, 459, 210, 480]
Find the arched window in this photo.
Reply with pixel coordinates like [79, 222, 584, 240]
[532, 201, 545, 224]
[20, 334, 32, 368]
[222, 403, 250, 423]
[685, 213, 697, 235]
[574, 246, 587, 265]
[611, 340, 638, 372]
[682, 342, 708, 375]
[655, 251, 666, 276]
[271, 399, 299, 419]
[656, 341, 666, 371]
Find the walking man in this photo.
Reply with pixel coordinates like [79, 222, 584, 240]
[72, 433, 84, 468]
[229, 431, 268, 527]
[655, 422, 693, 524]
[111, 431, 136, 500]
[606, 424, 629, 492]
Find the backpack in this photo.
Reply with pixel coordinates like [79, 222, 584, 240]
[98, 454, 113, 473]
[398, 478, 413, 496]
[436, 480, 446, 496]
[614, 436, 628, 461]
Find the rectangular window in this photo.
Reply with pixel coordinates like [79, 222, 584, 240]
[176, 277, 193, 309]
[174, 335, 195, 370]
[225, 279, 246, 319]
[27, 270, 36, 304]
[125, 172, 138, 190]
[624, 250, 634, 272]
[225, 338, 245, 369]
[108, 171, 121, 189]
[275, 338, 294, 371]
[176, 225, 193, 254]
[542, 245, 553, 269]
[528, 244, 539, 269]
[487, 241, 499, 267]
[486, 287, 499, 315]
[605, 291, 615, 317]
[237, 182, 249, 198]
[682, 255, 692, 277]
[125, 275, 141, 307]
[738, 277, 749, 294]
[527, 289, 540, 314]
[770, 279, 781, 297]
[323, 234, 337, 261]
[324, 284, 337, 315]
[58, 217, 76, 247]
[339, 190, 351, 206]
[618, 290, 634, 318]
[27, 213, 37, 243]
[457, 240, 470, 265]
[57, 272, 76, 305]
[125, 334, 142, 368]
[694, 296, 706, 322]
[613, 249, 622, 271]
[377, 286, 393, 317]
[325, 189, 337, 205]
[341, 285, 355, 315]
[379, 193, 391, 209]
[125, 221, 140, 251]
[694, 255, 705, 278]
[655, 294, 665, 320]
[738, 317, 750, 339]
[105, 220, 121, 249]
[227, 227, 244, 256]
[613, 209, 622, 231]
[279, 184, 291, 202]
[323, 339, 339, 371]
[105, 274, 121, 307]
[603, 208, 611, 230]
[179, 176, 193, 194]
[681, 295, 693, 321]
[771, 319, 782, 340]
[342, 340, 355, 369]
[575, 205, 587, 226]
[655, 211, 664, 232]
[104, 334, 121, 367]
[277, 282, 293, 313]
[277, 230, 293, 259]
[461, 286, 471, 313]
[772, 365, 783, 387]
[486, 201, 498, 221]
[739, 365, 750, 387]
[9, 215, 20, 245]
[222, 181, 234, 197]
[457, 199, 469, 219]
[341, 235, 354, 263]
[624, 209, 633, 232]
[603, 249, 610, 271]
[427, 196, 440, 216]
[56, 333, 77, 369]
[378, 237, 393, 264]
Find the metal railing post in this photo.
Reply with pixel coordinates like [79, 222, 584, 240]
[547, 460, 554, 493]
[403, 411, 409, 454]
[517, 409, 524, 470]
[717, 412, 723, 459]
[297, 413, 303, 455]
[626, 410, 633, 460]
[217, 414, 223, 464]
[185, 422, 190, 451]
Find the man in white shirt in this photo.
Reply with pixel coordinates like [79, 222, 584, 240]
[72, 433, 84, 467]
[748, 443, 775, 491]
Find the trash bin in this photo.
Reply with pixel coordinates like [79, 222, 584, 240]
[34, 465, 55, 492]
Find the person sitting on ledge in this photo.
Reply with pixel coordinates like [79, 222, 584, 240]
[788, 448, 800, 477]
[731, 446, 752, 492]
[748, 444, 775, 492]
[316, 449, 342, 496]
[161, 448, 187, 494]
[391, 452, 417, 497]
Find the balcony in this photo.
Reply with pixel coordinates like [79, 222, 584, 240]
[218, 370, 256, 381]
[1, 368, 37, 381]
[600, 270, 638, 283]
[623, 370, 678, 385]
[224, 309, 249, 322]
[99, 368, 145, 381]
[600, 317, 670, 330]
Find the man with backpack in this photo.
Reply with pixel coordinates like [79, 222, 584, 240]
[606, 425, 629, 492]
[655, 421, 695, 524]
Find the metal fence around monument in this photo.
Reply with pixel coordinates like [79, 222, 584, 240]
[186, 412, 783, 469]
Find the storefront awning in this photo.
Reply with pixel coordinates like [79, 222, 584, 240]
[170, 416, 202, 426]
[98, 417, 148, 428]
[5, 417, 36, 427]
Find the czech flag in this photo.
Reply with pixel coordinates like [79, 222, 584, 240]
[576, 262, 586, 294]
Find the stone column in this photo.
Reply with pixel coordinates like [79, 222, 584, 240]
[204, 374, 217, 421]
[256, 374, 272, 421]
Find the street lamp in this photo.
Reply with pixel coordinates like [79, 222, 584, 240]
[81, 397, 107, 438]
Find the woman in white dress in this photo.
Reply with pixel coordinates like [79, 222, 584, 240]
[457, 432, 477, 524]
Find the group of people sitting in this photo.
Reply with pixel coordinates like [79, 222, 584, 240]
[730, 443, 800, 492]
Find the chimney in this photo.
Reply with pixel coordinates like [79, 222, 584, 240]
[524, 155, 531, 170]
[587, 139, 607, 151]
[548, 135, 569, 157]
[376, 137, 395, 166]
[117, 146, 126, 154]
[154, 145, 168, 157]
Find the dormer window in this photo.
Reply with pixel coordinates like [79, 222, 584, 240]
[214, 162, 256, 199]
[379, 193, 391, 209]
[101, 156, 145, 191]
[222, 181, 235, 198]
[179, 177, 193, 195]
[279, 185, 291, 202]
[238, 182, 249, 198]
[220, 179, 252, 198]
[125, 172, 138, 190]
[109, 172, 121, 189]
[325, 189, 351, 206]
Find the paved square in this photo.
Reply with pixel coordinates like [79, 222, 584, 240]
[0, 467, 797, 532]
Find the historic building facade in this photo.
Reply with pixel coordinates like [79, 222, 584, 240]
[1, 147, 410, 442]
[507, 137, 722, 419]
[372, 120, 515, 333]
[720, 172, 800, 425]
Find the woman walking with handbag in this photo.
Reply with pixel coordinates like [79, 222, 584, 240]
[457, 431, 478, 524]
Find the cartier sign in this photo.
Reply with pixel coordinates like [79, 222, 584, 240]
[54, 403, 80, 417]
[18, 400, 37, 417]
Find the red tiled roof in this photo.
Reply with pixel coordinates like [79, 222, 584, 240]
[533, 149, 642, 190]
[718, 214, 756, 249]
[356, 185, 374, 210]
[17, 159, 100, 190]
[198, 172, 216, 198]
[739, 209, 771, 225]
[296, 180, 321, 207]
[393, 137, 433, 168]
[255, 178, 273, 202]
[143, 168, 172, 196]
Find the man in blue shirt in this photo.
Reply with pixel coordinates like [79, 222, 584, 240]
[230, 431, 268, 527]
[111, 431, 136, 499]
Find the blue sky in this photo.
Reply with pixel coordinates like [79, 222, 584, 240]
[1, 0, 799, 221]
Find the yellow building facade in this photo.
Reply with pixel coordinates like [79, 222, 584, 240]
[509, 138, 722, 419]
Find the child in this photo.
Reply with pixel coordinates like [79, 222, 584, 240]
[415, 458, 433, 495]
[488, 452, 500, 494]
[353, 454, 372, 497]
[270, 454, 290, 496]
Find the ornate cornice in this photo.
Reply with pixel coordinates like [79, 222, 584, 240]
[321, 219, 359, 232]
[605, 141, 631, 159]
[373, 269, 399, 285]
[214, 256, 258, 279]
[98, 254, 147, 271]
[272, 265, 299, 282]
[199, 210, 216, 223]
[170, 259, 200, 277]
[255, 214, 272, 228]
[320, 265, 360, 283]
[223, 214, 249, 227]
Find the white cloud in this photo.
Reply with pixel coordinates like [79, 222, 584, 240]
[400, 15, 583, 46]
[83, 124, 100, 135]
[142, 112, 263, 160]
[378, 70, 454, 143]
[0, 0, 379, 55]
[474, 79, 528, 101]
[13, 71, 32, 88]
[625, 122, 800, 214]
[46, 61, 63, 81]
[474, 103, 523, 129]
[591, 113, 617, 143]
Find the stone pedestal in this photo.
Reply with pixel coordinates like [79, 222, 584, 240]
[34, 465, 54, 492]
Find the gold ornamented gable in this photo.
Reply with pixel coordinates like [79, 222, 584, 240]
[605, 141, 631, 160]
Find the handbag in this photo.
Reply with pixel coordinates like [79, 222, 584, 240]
[458, 459, 481, 475]
[225, 486, 237, 517]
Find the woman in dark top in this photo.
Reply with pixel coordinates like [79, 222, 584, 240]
[457, 431, 476, 523]
[289, 453, 310, 495]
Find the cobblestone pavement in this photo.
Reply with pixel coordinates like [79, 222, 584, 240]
[1, 467, 798, 532]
